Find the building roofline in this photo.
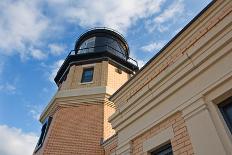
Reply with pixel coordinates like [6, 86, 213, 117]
[109, 0, 215, 100]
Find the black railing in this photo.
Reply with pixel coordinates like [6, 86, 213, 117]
[67, 45, 138, 67]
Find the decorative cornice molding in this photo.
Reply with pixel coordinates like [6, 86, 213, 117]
[40, 86, 115, 122]
[111, 1, 232, 106]
[109, 0, 232, 131]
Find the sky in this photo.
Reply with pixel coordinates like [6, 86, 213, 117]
[0, 0, 211, 154]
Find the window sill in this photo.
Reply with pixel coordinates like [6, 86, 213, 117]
[80, 81, 93, 85]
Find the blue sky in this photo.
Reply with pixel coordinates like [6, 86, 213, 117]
[0, 0, 211, 154]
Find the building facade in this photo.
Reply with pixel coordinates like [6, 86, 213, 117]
[34, 1, 232, 155]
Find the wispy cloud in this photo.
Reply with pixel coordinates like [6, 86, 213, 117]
[30, 48, 47, 60]
[0, 83, 16, 94]
[48, 43, 65, 56]
[155, 0, 184, 24]
[26, 105, 43, 121]
[145, 0, 185, 33]
[141, 41, 166, 53]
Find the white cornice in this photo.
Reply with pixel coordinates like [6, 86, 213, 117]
[39, 86, 115, 123]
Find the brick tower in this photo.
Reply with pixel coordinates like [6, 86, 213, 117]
[33, 28, 138, 155]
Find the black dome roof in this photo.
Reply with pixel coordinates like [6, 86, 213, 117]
[74, 28, 130, 57]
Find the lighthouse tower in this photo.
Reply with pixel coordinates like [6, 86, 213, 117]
[33, 28, 138, 155]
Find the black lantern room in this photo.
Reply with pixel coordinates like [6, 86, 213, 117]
[54, 28, 139, 86]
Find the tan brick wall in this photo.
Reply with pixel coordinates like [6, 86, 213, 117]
[103, 104, 116, 140]
[39, 105, 104, 155]
[107, 63, 130, 92]
[60, 62, 106, 90]
[59, 61, 130, 93]
[132, 112, 194, 155]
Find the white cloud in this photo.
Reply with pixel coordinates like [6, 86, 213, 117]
[48, 0, 165, 33]
[0, 0, 48, 59]
[137, 59, 146, 68]
[30, 48, 47, 60]
[48, 43, 65, 56]
[30, 109, 41, 120]
[0, 83, 16, 93]
[26, 104, 43, 121]
[141, 41, 166, 52]
[49, 59, 64, 82]
[0, 125, 38, 155]
[155, 0, 184, 24]
[0, 0, 168, 61]
[5, 83, 16, 91]
[145, 0, 185, 32]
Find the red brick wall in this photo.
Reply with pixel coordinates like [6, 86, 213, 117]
[39, 105, 105, 155]
[132, 112, 194, 155]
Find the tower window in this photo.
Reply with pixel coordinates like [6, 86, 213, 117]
[219, 96, 232, 133]
[81, 68, 94, 83]
[35, 117, 52, 152]
[150, 143, 173, 155]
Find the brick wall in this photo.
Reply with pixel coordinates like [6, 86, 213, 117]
[132, 112, 194, 155]
[104, 104, 116, 140]
[59, 61, 129, 93]
[107, 63, 130, 92]
[104, 140, 117, 155]
[60, 62, 105, 90]
[103, 135, 118, 155]
[37, 60, 130, 155]
[39, 105, 104, 155]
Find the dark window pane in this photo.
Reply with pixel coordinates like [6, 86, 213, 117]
[81, 68, 94, 83]
[77, 35, 127, 59]
[219, 97, 232, 133]
[151, 143, 173, 155]
[95, 37, 108, 47]
[37, 123, 47, 146]
[79, 37, 96, 53]
[35, 117, 52, 151]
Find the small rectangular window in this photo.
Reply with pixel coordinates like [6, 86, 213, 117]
[81, 68, 94, 83]
[219, 96, 232, 133]
[35, 117, 52, 152]
[151, 143, 173, 155]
